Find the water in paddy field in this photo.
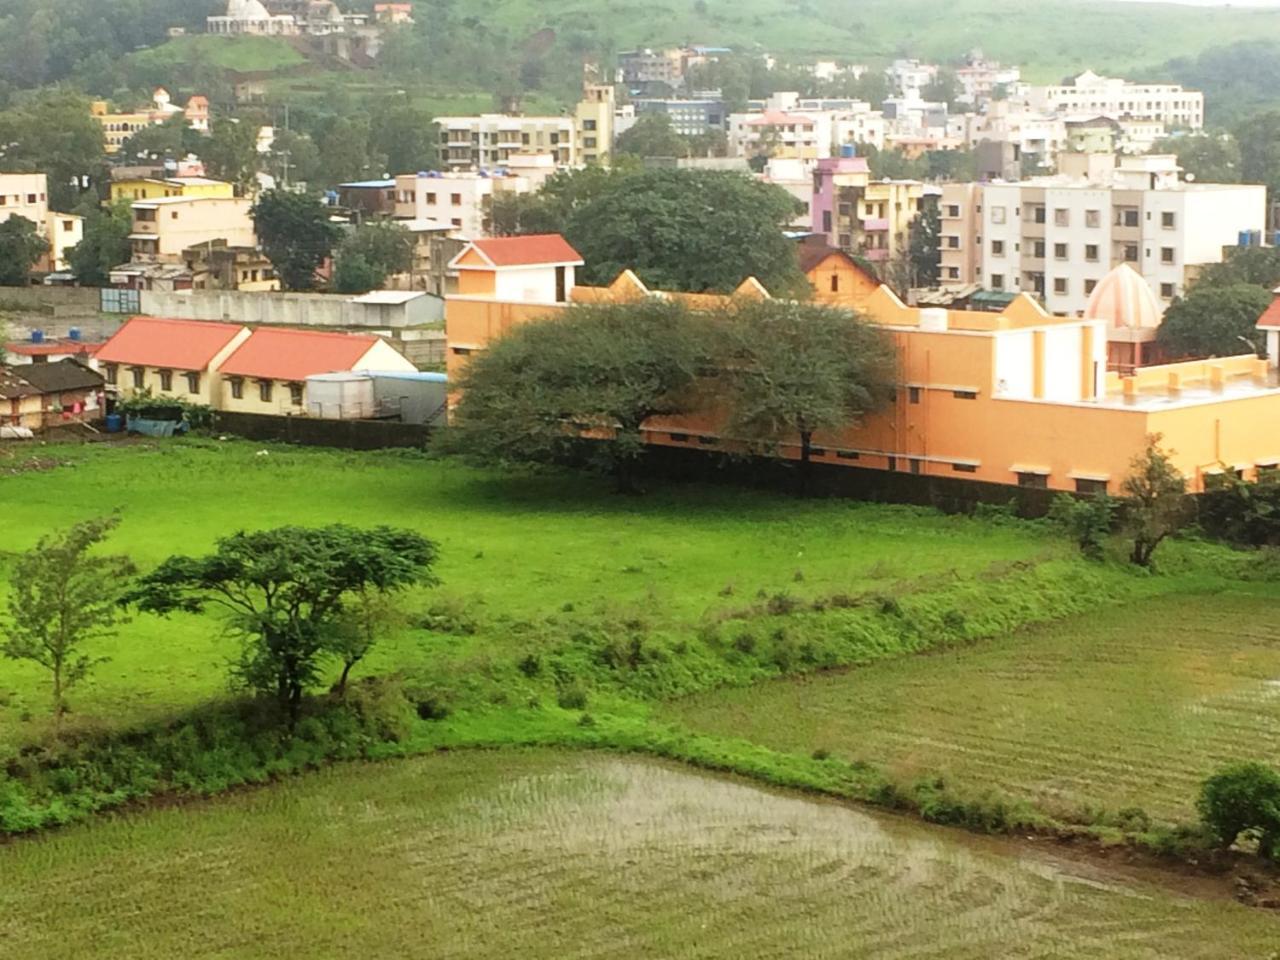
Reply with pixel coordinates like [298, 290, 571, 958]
[5, 752, 1278, 959]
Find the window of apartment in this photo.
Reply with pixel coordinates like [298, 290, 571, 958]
[1053, 277, 1068, 295]
[1032, 205, 1046, 224]
[946, 204, 960, 217]
[1054, 242, 1067, 260]
[1118, 208, 1139, 227]
[947, 267, 960, 279]
[1085, 279, 1098, 295]
[1161, 211, 1176, 229]
[584, 138, 597, 148]
[838, 233, 851, 248]
[1074, 478, 1108, 495]
[583, 119, 597, 131]
[549, 133, 560, 144]
[992, 239, 1005, 256]
[103, 364, 118, 386]
[1161, 247, 1175, 264]
[946, 236, 959, 249]
[952, 462, 978, 473]
[1033, 240, 1046, 259]
[135, 208, 156, 222]
[908, 386, 921, 404]
[830, 275, 839, 293]
[25, 193, 35, 204]
[1016, 471, 1049, 489]
[229, 377, 244, 400]
[953, 390, 977, 400]
[450, 193, 462, 206]
[1085, 243, 1099, 262]
[1161, 282, 1176, 299]
[426, 192, 437, 205]
[1124, 244, 1139, 262]
[159, 370, 173, 392]
[185, 372, 200, 394]
[451, 218, 462, 228]
[451, 347, 472, 356]
[171, 211, 179, 220]
[258, 380, 273, 402]
[991, 205, 1006, 224]
[909, 459, 923, 475]
[887, 456, 897, 471]
[1054, 208, 1069, 227]
[62, 219, 72, 231]
[837, 450, 860, 460]
[838, 202, 852, 216]
[289, 383, 304, 406]
[668, 432, 690, 443]
[990, 273, 1005, 290]
[131, 366, 145, 389]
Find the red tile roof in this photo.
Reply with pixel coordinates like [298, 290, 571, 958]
[1257, 296, 1280, 330]
[95, 317, 245, 371]
[218, 327, 381, 382]
[5, 339, 103, 357]
[470, 234, 584, 267]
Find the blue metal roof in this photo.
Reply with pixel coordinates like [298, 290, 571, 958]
[367, 371, 448, 383]
[338, 179, 396, 189]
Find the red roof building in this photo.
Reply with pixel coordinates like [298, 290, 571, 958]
[1256, 292, 1280, 330]
[96, 316, 246, 372]
[4, 338, 103, 363]
[464, 235, 584, 268]
[218, 327, 389, 382]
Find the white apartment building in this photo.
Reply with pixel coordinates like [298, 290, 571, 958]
[940, 155, 1264, 316]
[887, 59, 937, 99]
[0, 173, 49, 233]
[729, 95, 886, 158]
[955, 57, 1021, 107]
[394, 171, 532, 238]
[1029, 71, 1203, 130]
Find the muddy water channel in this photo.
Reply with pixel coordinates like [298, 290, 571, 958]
[4, 750, 1278, 959]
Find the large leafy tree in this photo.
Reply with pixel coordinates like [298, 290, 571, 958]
[449, 299, 709, 492]
[1152, 133, 1240, 184]
[0, 88, 105, 210]
[251, 190, 339, 291]
[0, 216, 47, 285]
[2, 516, 135, 730]
[1236, 109, 1280, 200]
[715, 299, 897, 493]
[616, 113, 691, 159]
[203, 117, 260, 193]
[567, 168, 807, 295]
[67, 198, 133, 283]
[118, 114, 205, 165]
[127, 526, 438, 720]
[332, 220, 413, 294]
[1157, 284, 1272, 359]
[1194, 246, 1280, 291]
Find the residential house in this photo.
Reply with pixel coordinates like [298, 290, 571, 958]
[394, 171, 531, 237]
[4, 334, 102, 367]
[126, 196, 257, 263]
[216, 326, 415, 414]
[389, 219, 467, 296]
[44, 212, 83, 273]
[0, 173, 83, 274]
[337, 180, 398, 219]
[446, 233, 1280, 495]
[797, 239, 881, 307]
[373, 2, 413, 22]
[0, 360, 105, 429]
[95, 316, 251, 406]
[91, 89, 213, 155]
[184, 240, 280, 291]
[110, 177, 235, 203]
[574, 83, 615, 166]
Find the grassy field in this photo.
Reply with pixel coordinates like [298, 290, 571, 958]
[667, 590, 1280, 823]
[128, 36, 306, 75]
[4, 748, 1278, 960]
[0, 439, 1052, 744]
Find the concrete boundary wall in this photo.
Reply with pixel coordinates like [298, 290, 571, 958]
[141, 289, 443, 329]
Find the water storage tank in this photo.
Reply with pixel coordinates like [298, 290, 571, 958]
[30, 330, 44, 344]
[68, 328, 81, 342]
[840, 143, 856, 159]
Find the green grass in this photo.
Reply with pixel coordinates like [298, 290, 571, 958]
[0, 439, 1054, 744]
[666, 589, 1280, 824]
[128, 35, 306, 74]
[4, 748, 1278, 960]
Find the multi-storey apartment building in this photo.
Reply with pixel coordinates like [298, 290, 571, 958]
[1028, 71, 1203, 130]
[436, 115, 577, 169]
[394, 171, 532, 238]
[812, 153, 924, 263]
[939, 155, 1264, 314]
[730, 94, 886, 157]
[0, 173, 48, 231]
[126, 196, 257, 262]
[632, 96, 727, 137]
[574, 83, 615, 166]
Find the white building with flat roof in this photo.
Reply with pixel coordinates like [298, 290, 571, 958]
[941, 155, 1263, 316]
[1028, 71, 1203, 130]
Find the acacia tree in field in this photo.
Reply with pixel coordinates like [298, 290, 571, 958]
[127, 526, 438, 721]
[1121, 434, 1188, 567]
[1, 516, 136, 730]
[449, 299, 708, 493]
[715, 299, 897, 494]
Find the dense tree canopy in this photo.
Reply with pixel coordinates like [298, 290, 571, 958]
[1152, 133, 1240, 184]
[1194, 246, 1280, 292]
[251, 190, 338, 291]
[0, 216, 46, 285]
[616, 113, 693, 160]
[0, 89, 104, 210]
[67, 199, 132, 283]
[332, 221, 413, 294]
[714, 299, 897, 492]
[1157, 284, 1272, 359]
[1235, 109, 1280, 200]
[449, 299, 710, 492]
[202, 117, 259, 192]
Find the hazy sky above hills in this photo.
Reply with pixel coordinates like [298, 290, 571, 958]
[1108, 0, 1280, 5]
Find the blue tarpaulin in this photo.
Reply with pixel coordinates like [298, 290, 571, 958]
[126, 418, 189, 437]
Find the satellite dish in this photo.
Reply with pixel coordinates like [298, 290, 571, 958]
[1185, 172, 1196, 182]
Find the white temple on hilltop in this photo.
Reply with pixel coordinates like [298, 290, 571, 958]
[207, 0, 299, 35]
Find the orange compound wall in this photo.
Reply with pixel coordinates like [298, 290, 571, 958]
[1148, 393, 1280, 490]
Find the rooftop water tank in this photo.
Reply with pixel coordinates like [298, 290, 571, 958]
[840, 143, 856, 159]
[30, 330, 44, 344]
[68, 328, 81, 342]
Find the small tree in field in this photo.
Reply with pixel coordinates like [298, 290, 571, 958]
[327, 588, 408, 696]
[715, 299, 897, 495]
[1120, 434, 1187, 567]
[1, 516, 135, 729]
[127, 526, 437, 722]
[448, 298, 709, 493]
[1198, 762, 1280, 859]
[1048, 493, 1115, 561]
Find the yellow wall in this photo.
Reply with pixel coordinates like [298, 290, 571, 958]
[808, 254, 880, 308]
[112, 179, 235, 202]
[218, 377, 308, 414]
[110, 364, 220, 407]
